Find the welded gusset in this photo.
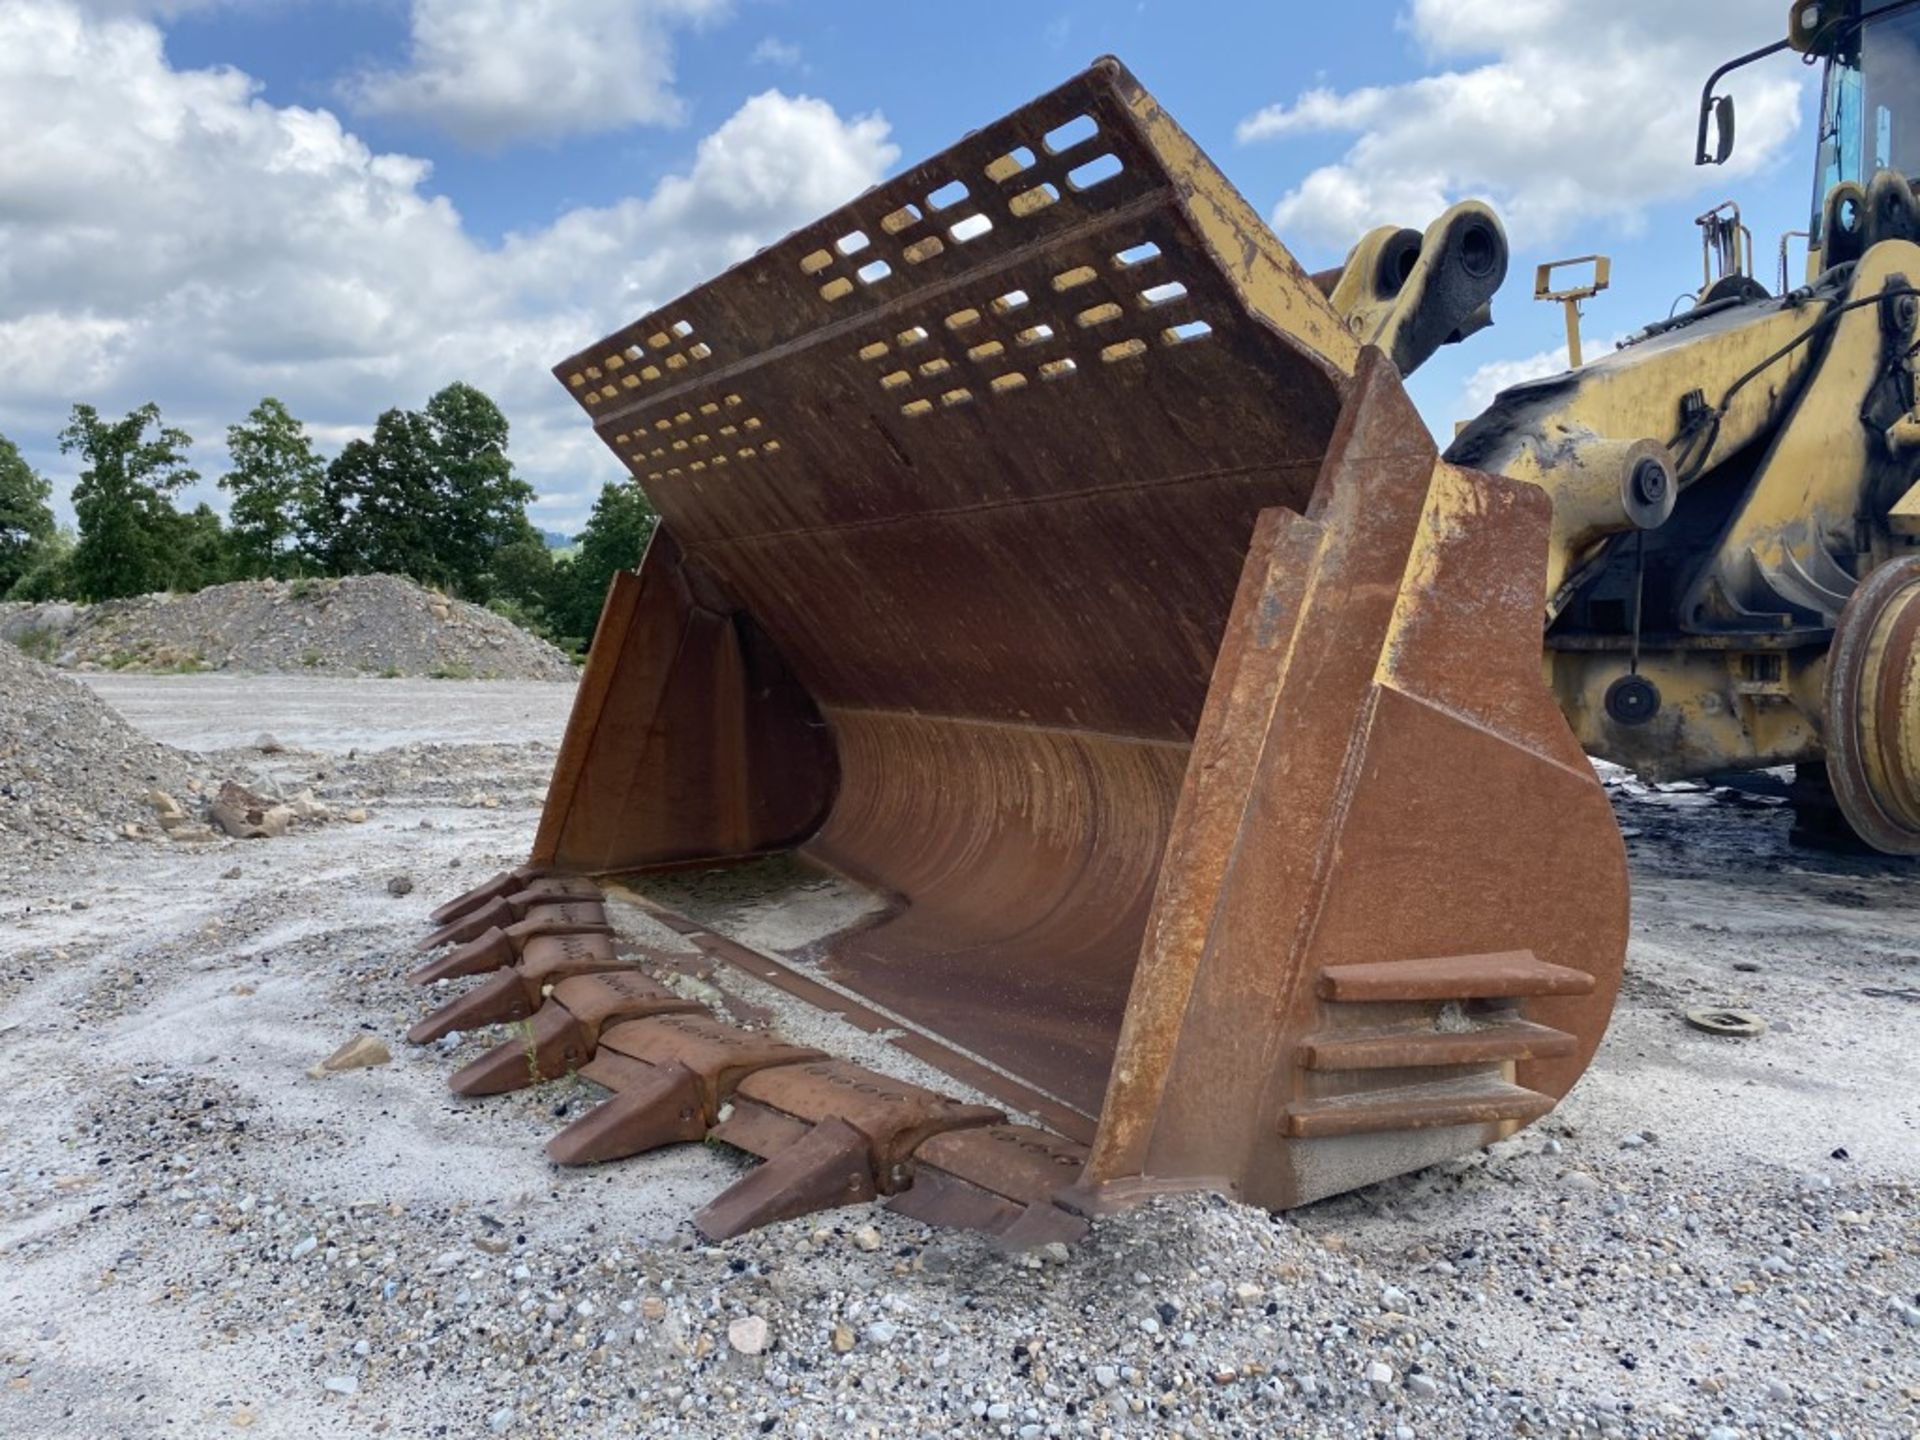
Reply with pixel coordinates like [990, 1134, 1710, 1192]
[546, 1013, 825, 1164]
[449, 972, 704, 1096]
[416, 878, 607, 951]
[427, 864, 568, 926]
[407, 903, 614, 985]
[696, 1060, 1002, 1240]
[405, 931, 636, 1044]
[885, 1124, 1091, 1250]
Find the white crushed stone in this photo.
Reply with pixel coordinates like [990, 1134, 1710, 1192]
[1, 573, 575, 681]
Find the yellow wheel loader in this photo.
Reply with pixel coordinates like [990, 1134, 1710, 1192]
[1468, 0, 1920, 857]
[413, 4, 1917, 1243]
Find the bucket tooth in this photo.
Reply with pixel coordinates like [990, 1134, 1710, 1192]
[408, 970, 527, 1044]
[884, 1124, 1089, 1247]
[987, 1198, 1092, 1253]
[405, 932, 629, 1043]
[417, 878, 605, 952]
[410, 925, 516, 984]
[713, 1060, 1003, 1177]
[547, 1013, 825, 1165]
[451, 1002, 589, 1096]
[448, 972, 703, 1096]
[695, 1117, 879, 1242]
[544, 1061, 710, 1164]
[428, 864, 563, 925]
[408, 903, 613, 982]
[698, 1060, 1001, 1239]
[419, 896, 513, 952]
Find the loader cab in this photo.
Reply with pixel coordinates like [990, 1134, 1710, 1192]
[1698, 2, 1920, 278]
[1807, 3, 1920, 255]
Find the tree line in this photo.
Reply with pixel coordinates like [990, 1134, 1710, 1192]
[0, 385, 656, 652]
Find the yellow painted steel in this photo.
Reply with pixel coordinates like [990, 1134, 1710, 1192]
[1533, 255, 1611, 368]
[1857, 584, 1920, 829]
[1700, 242, 1920, 601]
[1455, 214, 1920, 796]
[1895, 478, 1920, 537]
[1324, 202, 1506, 369]
[1121, 80, 1359, 379]
[1456, 298, 1827, 606]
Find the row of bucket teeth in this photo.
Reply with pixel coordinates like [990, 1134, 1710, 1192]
[411, 869, 1090, 1246]
[417, 876, 608, 952]
[410, 905, 613, 985]
[426, 863, 567, 926]
[405, 931, 628, 1043]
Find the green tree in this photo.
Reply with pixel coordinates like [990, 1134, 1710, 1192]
[222, 397, 323, 579]
[60, 403, 200, 602]
[169, 502, 234, 592]
[488, 518, 558, 621]
[547, 481, 657, 647]
[7, 526, 74, 602]
[302, 383, 535, 600]
[304, 407, 441, 581]
[0, 432, 55, 597]
[426, 382, 534, 598]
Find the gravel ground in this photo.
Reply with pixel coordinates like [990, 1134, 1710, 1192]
[1, 574, 577, 680]
[77, 672, 579, 752]
[0, 679, 1915, 1439]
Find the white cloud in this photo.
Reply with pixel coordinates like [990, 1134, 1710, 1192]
[750, 36, 802, 69]
[344, 0, 729, 148]
[1457, 331, 1633, 414]
[1238, 0, 1807, 254]
[0, 2, 898, 532]
[1459, 344, 1572, 415]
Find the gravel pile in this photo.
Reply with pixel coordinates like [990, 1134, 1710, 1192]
[0, 575, 577, 681]
[0, 640, 208, 860]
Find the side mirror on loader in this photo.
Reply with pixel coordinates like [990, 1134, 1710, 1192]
[1698, 92, 1737, 167]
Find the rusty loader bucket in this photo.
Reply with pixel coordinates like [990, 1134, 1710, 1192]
[418, 59, 1629, 1240]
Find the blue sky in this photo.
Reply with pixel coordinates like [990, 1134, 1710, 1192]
[1, 1, 1823, 535]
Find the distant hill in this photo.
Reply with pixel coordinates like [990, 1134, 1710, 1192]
[540, 528, 574, 549]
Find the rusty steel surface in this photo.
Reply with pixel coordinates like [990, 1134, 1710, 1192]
[411, 872, 1103, 1237]
[549, 1014, 825, 1166]
[1314, 952, 1599, 1003]
[887, 1123, 1092, 1245]
[449, 972, 704, 1096]
[498, 58, 1633, 1233]
[1825, 556, 1920, 854]
[540, 57, 1350, 1115]
[416, 879, 606, 952]
[407, 904, 613, 985]
[694, 1118, 880, 1242]
[405, 932, 627, 1043]
[698, 1061, 1003, 1240]
[638, 899, 1100, 1144]
[427, 864, 563, 926]
[719, 1060, 1002, 1177]
[1081, 356, 1627, 1207]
